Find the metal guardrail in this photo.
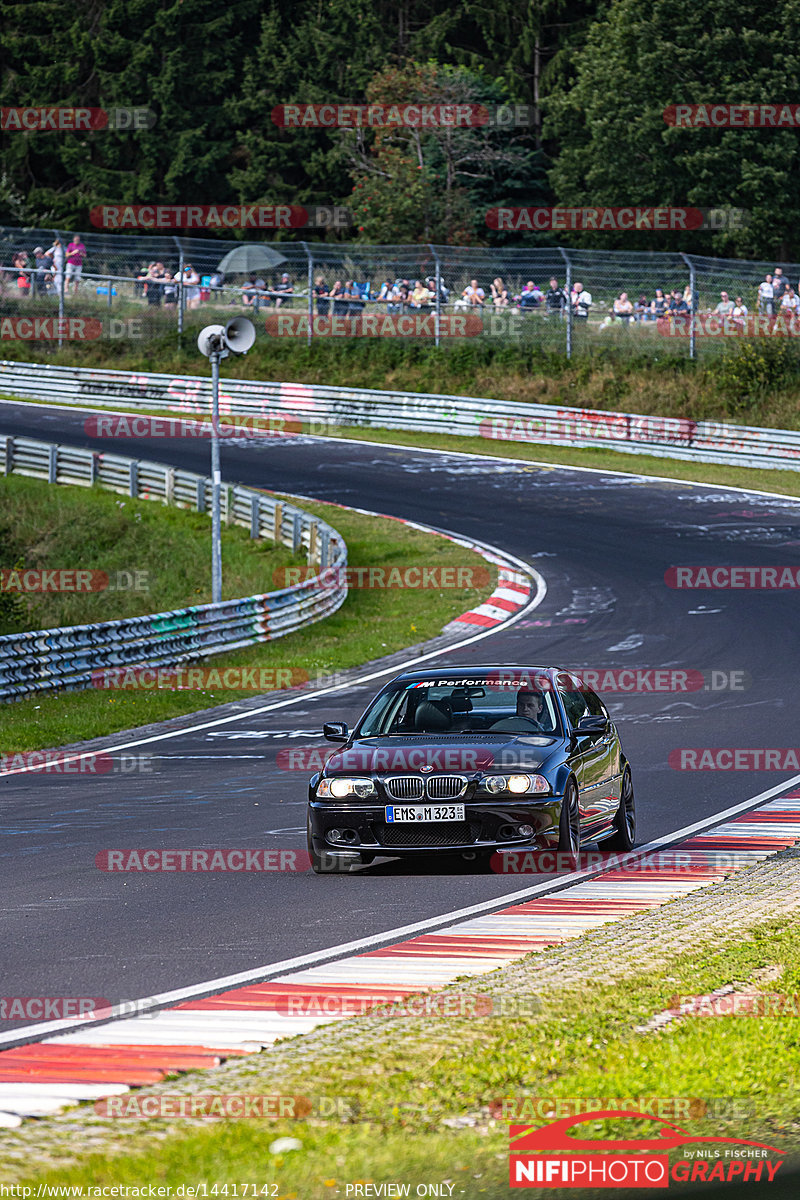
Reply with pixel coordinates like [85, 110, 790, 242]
[2, 359, 800, 473]
[0, 435, 347, 702]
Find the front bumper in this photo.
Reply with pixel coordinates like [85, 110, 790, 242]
[307, 798, 562, 854]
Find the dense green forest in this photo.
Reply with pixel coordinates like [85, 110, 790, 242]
[2, 0, 799, 257]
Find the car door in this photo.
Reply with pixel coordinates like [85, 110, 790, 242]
[557, 676, 619, 837]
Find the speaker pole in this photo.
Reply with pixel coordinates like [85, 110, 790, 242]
[210, 349, 222, 604]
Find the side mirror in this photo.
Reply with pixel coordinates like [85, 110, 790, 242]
[574, 715, 608, 738]
[323, 721, 349, 743]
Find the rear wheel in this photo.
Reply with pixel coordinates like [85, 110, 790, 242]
[604, 767, 636, 850]
[556, 780, 581, 855]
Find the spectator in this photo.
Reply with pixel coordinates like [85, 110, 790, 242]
[394, 279, 410, 311]
[462, 278, 485, 307]
[241, 275, 267, 308]
[410, 279, 432, 309]
[773, 267, 789, 303]
[780, 286, 799, 316]
[273, 272, 294, 308]
[162, 265, 178, 306]
[650, 288, 668, 319]
[544, 277, 566, 315]
[426, 276, 448, 306]
[376, 278, 393, 305]
[490, 277, 509, 308]
[731, 295, 749, 329]
[175, 263, 201, 310]
[314, 276, 330, 316]
[145, 262, 165, 306]
[633, 293, 649, 322]
[32, 247, 53, 295]
[571, 281, 592, 319]
[65, 234, 86, 295]
[612, 292, 634, 322]
[342, 280, 363, 315]
[713, 290, 734, 316]
[46, 238, 65, 295]
[516, 281, 541, 312]
[669, 289, 690, 315]
[329, 280, 346, 315]
[208, 270, 225, 300]
[13, 251, 30, 297]
[683, 284, 697, 312]
[758, 273, 775, 317]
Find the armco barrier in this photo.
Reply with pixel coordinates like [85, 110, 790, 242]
[2, 359, 800, 472]
[0, 436, 347, 702]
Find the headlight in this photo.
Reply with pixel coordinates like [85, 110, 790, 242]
[482, 774, 550, 795]
[317, 777, 375, 799]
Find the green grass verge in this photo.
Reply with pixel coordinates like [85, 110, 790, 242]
[0, 473, 301, 633]
[10, 912, 800, 1192]
[1, 494, 496, 753]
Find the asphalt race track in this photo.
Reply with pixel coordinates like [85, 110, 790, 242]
[1, 398, 798, 1023]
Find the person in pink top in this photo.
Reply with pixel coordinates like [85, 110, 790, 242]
[65, 234, 86, 295]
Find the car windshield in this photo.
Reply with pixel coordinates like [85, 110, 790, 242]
[357, 674, 562, 737]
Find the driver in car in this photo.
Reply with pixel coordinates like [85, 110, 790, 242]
[516, 689, 544, 727]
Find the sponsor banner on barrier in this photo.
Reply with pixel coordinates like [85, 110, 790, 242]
[90, 667, 309, 691]
[664, 103, 800, 128]
[83, 414, 302, 439]
[95, 848, 310, 872]
[95, 1094, 356, 1119]
[265, 312, 484, 338]
[669, 748, 800, 770]
[666, 566, 800, 588]
[90, 204, 351, 230]
[0, 317, 102, 341]
[0, 107, 155, 131]
[272, 564, 491, 590]
[271, 102, 534, 128]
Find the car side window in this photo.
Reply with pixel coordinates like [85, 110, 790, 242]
[583, 688, 607, 718]
[559, 687, 588, 728]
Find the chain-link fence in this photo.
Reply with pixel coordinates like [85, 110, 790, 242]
[2, 225, 798, 360]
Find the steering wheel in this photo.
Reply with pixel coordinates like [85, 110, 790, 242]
[489, 715, 544, 733]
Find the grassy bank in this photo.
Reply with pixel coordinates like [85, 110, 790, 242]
[0, 493, 496, 753]
[6, 892, 799, 1193]
[5, 331, 800, 429]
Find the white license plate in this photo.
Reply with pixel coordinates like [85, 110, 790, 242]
[385, 804, 465, 823]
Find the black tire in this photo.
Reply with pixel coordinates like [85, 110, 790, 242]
[604, 767, 636, 851]
[556, 779, 581, 854]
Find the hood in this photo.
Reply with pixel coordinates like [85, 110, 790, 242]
[323, 734, 562, 776]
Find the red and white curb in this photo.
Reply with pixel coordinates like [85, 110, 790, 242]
[1, 793, 799, 1125]
[446, 559, 531, 629]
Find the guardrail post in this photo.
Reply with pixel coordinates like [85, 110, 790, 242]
[90, 452, 98, 484]
[559, 247, 573, 360]
[250, 495, 260, 538]
[680, 251, 697, 362]
[165, 467, 174, 504]
[429, 244, 442, 347]
[3, 437, 13, 475]
[196, 477, 205, 512]
[320, 528, 330, 569]
[129, 461, 139, 497]
[292, 511, 301, 553]
[48, 445, 58, 483]
[309, 521, 319, 563]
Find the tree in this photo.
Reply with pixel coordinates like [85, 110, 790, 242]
[545, 0, 800, 257]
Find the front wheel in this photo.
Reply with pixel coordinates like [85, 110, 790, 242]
[604, 767, 636, 851]
[556, 780, 581, 854]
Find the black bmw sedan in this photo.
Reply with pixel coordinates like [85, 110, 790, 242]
[306, 666, 635, 872]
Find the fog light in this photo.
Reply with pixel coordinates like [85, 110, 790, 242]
[340, 828, 359, 844]
[327, 828, 342, 843]
[518, 824, 535, 838]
